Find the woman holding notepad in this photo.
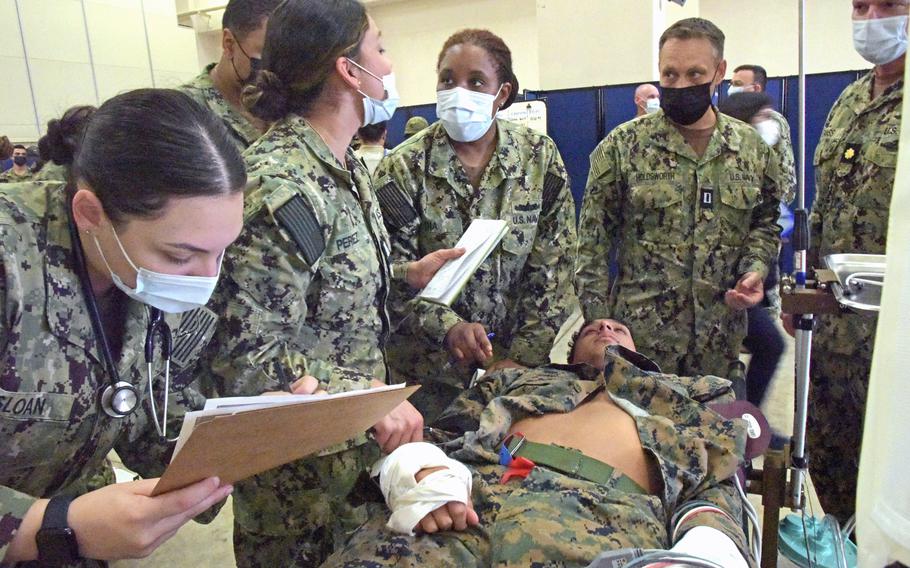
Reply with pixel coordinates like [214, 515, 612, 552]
[201, 1, 463, 565]
[374, 29, 579, 423]
[0, 90, 244, 565]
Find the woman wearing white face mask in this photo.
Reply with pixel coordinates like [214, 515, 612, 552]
[372, 29, 578, 423]
[0, 89, 247, 566]
[206, 1, 461, 565]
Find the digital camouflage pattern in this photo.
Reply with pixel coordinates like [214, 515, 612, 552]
[204, 115, 392, 566]
[0, 182, 216, 566]
[179, 63, 263, 151]
[807, 72, 901, 521]
[769, 109, 797, 205]
[375, 120, 578, 422]
[577, 111, 783, 377]
[30, 163, 68, 182]
[0, 169, 33, 183]
[324, 346, 752, 567]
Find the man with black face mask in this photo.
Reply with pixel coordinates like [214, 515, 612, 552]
[577, 17, 783, 380]
[0, 145, 33, 183]
[179, 0, 280, 150]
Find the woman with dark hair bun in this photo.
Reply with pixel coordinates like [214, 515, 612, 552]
[373, 28, 578, 422]
[0, 89, 248, 565]
[204, 0, 461, 565]
[31, 105, 97, 181]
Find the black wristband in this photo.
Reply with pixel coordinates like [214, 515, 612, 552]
[36, 495, 81, 566]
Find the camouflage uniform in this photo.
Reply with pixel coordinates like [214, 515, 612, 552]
[577, 110, 782, 377]
[769, 109, 797, 206]
[0, 182, 217, 566]
[0, 168, 33, 183]
[375, 120, 578, 422]
[179, 63, 262, 150]
[324, 346, 752, 567]
[205, 115, 391, 566]
[30, 163, 68, 182]
[807, 71, 901, 521]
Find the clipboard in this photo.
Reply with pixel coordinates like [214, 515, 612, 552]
[152, 384, 419, 495]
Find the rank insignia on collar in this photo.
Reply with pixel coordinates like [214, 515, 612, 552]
[842, 144, 860, 163]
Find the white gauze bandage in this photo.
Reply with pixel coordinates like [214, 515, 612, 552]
[373, 442, 473, 535]
[669, 525, 750, 568]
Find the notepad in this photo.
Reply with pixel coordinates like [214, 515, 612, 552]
[419, 219, 509, 306]
[152, 384, 419, 495]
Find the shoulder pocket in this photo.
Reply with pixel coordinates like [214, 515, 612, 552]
[376, 181, 418, 231]
[170, 307, 219, 371]
[542, 172, 566, 215]
[273, 194, 326, 266]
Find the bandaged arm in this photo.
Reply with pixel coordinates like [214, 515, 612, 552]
[666, 480, 754, 568]
[373, 442, 473, 535]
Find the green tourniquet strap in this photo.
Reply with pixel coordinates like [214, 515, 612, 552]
[507, 437, 647, 495]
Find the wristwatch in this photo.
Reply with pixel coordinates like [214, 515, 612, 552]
[36, 495, 81, 566]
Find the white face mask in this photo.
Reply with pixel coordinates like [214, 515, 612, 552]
[645, 98, 661, 114]
[436, 85, 502, 142]
[755, 120, 781, 147]
[93, 227, 221, 314]
[727, 85, 746, 96]
[853, 15, 909, 65]
[347, 58, 399, 126]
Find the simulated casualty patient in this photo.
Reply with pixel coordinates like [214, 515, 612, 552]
[324, 319, 752, 568]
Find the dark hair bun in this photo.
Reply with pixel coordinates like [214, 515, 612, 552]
[39, 105, 96, 166]
[243, 69, 289, 122]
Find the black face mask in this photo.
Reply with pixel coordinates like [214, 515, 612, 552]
[13, 156, 27, 166]
[232, 39, 261, 85]
[659, 80, 715, 126]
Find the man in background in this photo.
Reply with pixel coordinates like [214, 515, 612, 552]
[354, 121, 388, 175]
[0, 145, 33, 182]
[403, 116, 429, 140]
[633, 83, 660, 117]
[180, 0, 279, 150]
[728, 64, 796, 199]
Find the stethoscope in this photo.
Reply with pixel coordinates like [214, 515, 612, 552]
[66, 190, 175, 439]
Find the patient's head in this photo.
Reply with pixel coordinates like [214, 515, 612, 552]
[569, 319, 636, 368]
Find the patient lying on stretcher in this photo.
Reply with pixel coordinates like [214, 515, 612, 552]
[325, 320, 754, 568]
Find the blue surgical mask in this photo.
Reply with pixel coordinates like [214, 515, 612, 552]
[853, 15, 909, 65]
[436, 85, 503, 142]
[645, 98, 661, 114]
[347, 58, 400, 126]
[93, 227, 221, 313]
[727, 85, 746, 96]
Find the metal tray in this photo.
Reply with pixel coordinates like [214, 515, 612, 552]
[824, 253, 886, 312]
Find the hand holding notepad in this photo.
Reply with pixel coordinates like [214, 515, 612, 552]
[152, 384, 419, 495]
[419, 219, 509, 306]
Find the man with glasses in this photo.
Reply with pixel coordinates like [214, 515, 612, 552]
[180, 0, 279, 150]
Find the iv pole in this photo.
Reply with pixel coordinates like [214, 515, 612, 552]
[789, 0, 812, 510]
